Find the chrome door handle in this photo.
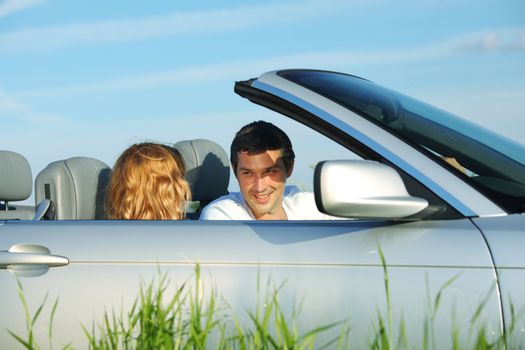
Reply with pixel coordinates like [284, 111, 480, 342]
[0, 243, 69, 268]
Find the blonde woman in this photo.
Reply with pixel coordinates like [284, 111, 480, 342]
[106, 143, 191, 220]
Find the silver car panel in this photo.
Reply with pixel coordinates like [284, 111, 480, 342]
[0, 219, 502, 348]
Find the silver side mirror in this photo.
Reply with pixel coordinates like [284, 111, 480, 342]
[314, 160, 428, 219]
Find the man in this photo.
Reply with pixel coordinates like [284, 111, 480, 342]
[199, 120, 337, 220]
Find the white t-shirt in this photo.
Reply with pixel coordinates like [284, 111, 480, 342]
[199, 185, 339, 220]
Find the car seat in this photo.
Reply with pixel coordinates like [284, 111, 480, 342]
[34, 157, 111, 220]
[0, 150, 34, 220]
[172, 139, 230, 219]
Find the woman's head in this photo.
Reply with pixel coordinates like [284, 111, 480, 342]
[106, 143, 190, 220]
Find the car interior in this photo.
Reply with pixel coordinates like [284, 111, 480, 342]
[0, 139, 230, 221]
[0, 150, 34, 220]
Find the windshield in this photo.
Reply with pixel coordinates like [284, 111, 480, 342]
[280, 70, 525, 213]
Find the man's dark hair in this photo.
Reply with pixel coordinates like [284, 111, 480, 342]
[230, 120, 295, 174]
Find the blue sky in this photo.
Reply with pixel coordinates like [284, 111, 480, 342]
[1, 0, 524, 203]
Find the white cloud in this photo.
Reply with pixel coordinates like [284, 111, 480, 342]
[0, 87, 68, 124]
[0, 0, 45, 18]
[10, 40, 462, 98]
[11, 28, 525, 100]
[0, 87, 30, 113]
[0, 0, 351, 53]
[454, 29, 525, 53]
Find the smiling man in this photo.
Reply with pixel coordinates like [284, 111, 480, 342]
[200, 120, 336, 220]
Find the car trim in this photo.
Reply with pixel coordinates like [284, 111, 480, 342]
[64, 260, 500, 269]
[471, 219, 506, 337]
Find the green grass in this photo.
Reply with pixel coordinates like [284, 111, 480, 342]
[77, 265, 345, 350]
[8, 276, 69, 350]
[9, 252, 525, 350]
[367, 245, 522, 350]
[81, 265, 226, 350]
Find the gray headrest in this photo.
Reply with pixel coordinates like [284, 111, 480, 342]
[0, 150, 32, 201]
[173, 139, 230, 202]
[35, 157, 111, 220]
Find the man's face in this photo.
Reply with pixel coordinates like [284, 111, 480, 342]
[235, 149, 292, 220]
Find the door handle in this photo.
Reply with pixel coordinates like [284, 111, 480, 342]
[0, 243, 69, 268]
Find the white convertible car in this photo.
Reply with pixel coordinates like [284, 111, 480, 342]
[1, 69, 524, 348]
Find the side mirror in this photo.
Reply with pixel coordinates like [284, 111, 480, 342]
[314, 160, 428, 219]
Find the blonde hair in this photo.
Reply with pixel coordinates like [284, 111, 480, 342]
[106, 143, 191, 220]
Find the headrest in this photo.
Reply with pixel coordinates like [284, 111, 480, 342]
[0, 150, 32, 201]
[35, 157, 111, 220]
[173, 139, 230, 202]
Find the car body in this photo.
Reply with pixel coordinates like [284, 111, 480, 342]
[1, 69, 524, 348]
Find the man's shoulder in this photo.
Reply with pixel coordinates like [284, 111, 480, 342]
[199, 192, 252, 220]
[283, 186, 315, 208]
[208, 192, 243, 206]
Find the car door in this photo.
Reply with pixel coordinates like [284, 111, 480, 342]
[1, 218, 501, 349]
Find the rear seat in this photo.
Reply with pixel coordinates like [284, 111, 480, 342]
[0, 150, 35, 220]
[173, 139, 230, 219]
[35, 157, 111, 220]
